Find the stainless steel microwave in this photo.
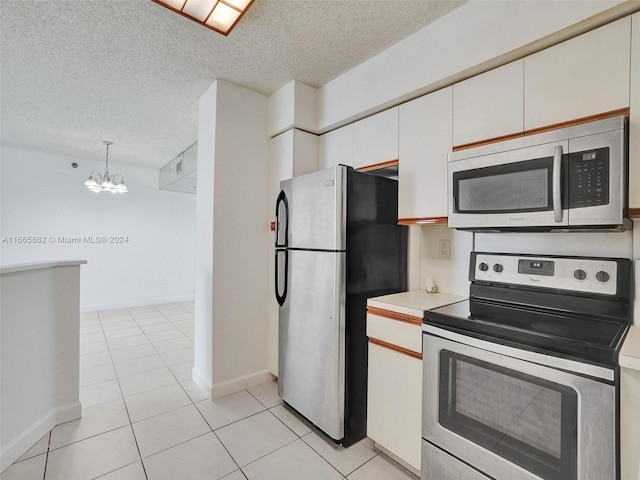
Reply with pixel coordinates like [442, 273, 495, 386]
[448, 116, 630, 231]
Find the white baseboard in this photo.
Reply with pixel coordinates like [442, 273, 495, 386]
[57, 401, 82, 425]
[81, 295, 195, 312]
[211, 370, 275, 400]
[0, 402, 81, 473]
[192, 366, 213, 395]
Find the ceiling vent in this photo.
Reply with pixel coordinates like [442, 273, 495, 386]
[160, 142, 197, 194]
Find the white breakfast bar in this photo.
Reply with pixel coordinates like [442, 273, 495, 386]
[0, 260, 86, 472]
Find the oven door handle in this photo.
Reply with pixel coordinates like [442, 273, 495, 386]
[553, 145, 563, 223]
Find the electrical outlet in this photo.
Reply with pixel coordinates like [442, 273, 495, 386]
[439, 239, 450, 260]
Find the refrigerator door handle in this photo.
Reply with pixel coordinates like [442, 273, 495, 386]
[275, 249, 288, 307]
[275, 190, 289, 248]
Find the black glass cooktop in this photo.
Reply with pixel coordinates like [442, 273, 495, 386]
[424, 298, 629, 367]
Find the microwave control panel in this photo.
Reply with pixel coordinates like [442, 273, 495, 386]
[568, 147, 609, 208]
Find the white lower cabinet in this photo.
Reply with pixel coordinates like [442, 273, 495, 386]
[367, 340, 422, 472]
[366, 308, 423, 474]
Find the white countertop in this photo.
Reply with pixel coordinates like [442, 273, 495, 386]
[367, 291, 467, 318]
[1, 260, 87, 275]
[621, 326, 640, 371]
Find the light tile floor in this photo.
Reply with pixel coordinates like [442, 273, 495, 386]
[1, 301, 418, 480]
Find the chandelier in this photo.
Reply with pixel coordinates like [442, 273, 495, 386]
[83, 141, 128, 193]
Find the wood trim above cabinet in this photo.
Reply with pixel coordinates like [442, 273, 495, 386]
[369, 337, 422, 360]
[356, 159, 399, 172]
[452, 107, 631, 152]
[629, 209, 640, 219]
[367, 306, 422, 325]
[397, 216, 448, 226]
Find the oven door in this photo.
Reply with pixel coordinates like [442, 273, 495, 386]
[448, 141, 569, 230]
[422, 328, 616, 480]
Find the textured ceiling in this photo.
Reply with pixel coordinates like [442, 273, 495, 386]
[1, 0, 466, 169]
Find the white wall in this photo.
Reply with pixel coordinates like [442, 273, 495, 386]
[194, 80, 271, 399]
[416, 225, 635, 299]
[0, 146, 196, 310]
[194, 83, 217, 394]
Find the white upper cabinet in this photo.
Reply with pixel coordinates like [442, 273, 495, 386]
[319, 107, 398, 170]
[270, 129, 319, 194]
[524, 17, 631, 130]
[453, 60, 524, 147]
[353, 107, 399, 168]
[630, 13, 640, 211]
[318, 123, 354, 169]
[398, 87, 452, 220]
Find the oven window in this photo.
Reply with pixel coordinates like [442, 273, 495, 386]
[439, 351, 577, 480]
[453, 157, 554, 213]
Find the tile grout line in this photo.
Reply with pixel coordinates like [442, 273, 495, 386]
[229, 390, 339, 478]
[125, 304, 235, 476]
[113, 303, 207, 475]
[41, 432, 51, 480]
[79, 304, 383, 480]
[345, 452, 383, 479]
[11, 304, 195, 480]
[98, 308, 150, 480]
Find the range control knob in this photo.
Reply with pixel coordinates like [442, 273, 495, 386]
[479, 262, 489, 272]
[595, 270, 610, 283]
[573, 269, 587, 281]
[493, 264, 504, 273]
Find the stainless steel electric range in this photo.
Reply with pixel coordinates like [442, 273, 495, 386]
[421, 252, 632, 480]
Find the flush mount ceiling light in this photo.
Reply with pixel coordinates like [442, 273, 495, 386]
[152, 0, 254, 36]
[83, 141, 128, 193]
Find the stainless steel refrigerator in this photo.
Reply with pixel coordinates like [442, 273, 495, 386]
[274, 165, 407, 447]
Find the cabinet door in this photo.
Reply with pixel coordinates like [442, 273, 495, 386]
[353, 107, 399, 168]
[630, 13, 640, 211]
[398, 87, 452, 220]
[292, 130, 319, 177]
[367, 341, 422, 471]
[318, 124, 354, 169]
[524, 17, 631, 130]
[453, 60, 524, 147]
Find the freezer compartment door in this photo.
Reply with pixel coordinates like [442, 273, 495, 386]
[280, 166, 346, 251]
[278, 249, 346, 440]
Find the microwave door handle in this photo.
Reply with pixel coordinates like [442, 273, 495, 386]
[553, 145, 563, 222]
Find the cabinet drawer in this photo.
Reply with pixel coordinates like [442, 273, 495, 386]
[366, 307, 422, 354]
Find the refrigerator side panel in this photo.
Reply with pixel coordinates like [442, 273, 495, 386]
[341, 169, 408, 446]
[345, 170, 408, 295]
[278, 249, 346, 440]
[282, 166, 347, 251]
